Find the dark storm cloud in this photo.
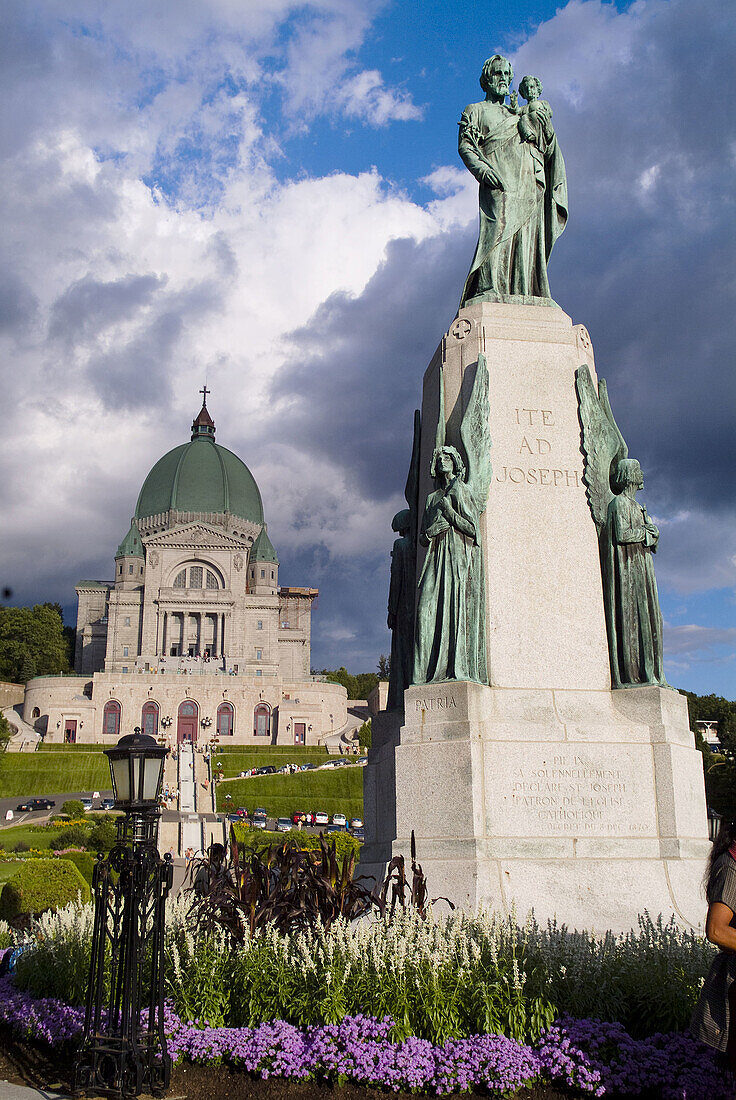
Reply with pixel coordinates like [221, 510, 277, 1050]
[49, 272, 167, 342]
[0, 272, 37, 332]
[271, 228, 474, 503]
[512, 0, 736, 520]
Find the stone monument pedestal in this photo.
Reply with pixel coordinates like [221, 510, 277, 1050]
[361, 681, 709, 932]
[360, 301, 710, 932]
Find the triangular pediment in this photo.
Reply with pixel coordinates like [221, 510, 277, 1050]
[144, 523, 251, 551]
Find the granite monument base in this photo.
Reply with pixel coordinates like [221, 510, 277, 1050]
[360, 681, 710, 933]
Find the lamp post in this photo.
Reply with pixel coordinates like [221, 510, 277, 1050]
[74, 729, 172, 1098]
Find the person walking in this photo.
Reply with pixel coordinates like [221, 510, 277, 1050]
[691, 816, 736, 1073]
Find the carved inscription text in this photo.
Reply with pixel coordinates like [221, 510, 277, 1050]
[495, 406, 582, 489]
[503, 752, 653, 836]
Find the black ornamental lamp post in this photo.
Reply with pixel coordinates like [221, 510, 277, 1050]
[74, 729, 173, 1099]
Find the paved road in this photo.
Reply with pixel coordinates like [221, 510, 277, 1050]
[0, 790, 113, 827]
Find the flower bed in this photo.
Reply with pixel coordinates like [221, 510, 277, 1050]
[0, 976, 729, 1098]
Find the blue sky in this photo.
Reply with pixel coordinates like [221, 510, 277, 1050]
[1, 0, 735, 697]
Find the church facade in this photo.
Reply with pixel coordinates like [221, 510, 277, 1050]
[23, 398, 347, 746]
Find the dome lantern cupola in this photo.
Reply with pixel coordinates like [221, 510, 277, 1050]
[191, 385, 215, 441]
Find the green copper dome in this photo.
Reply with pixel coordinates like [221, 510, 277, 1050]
[134, 401, 264, 525]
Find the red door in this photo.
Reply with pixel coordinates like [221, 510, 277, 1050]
[64, 720, 77, 744]
[294, 722, 305, 745]
[177, 701, 198, 744]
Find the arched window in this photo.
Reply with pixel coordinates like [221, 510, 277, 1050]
[141, 701, 159, 737]
[189, 566, 203, 588]
[173, 569, 186, 588]
[31, 707, 40, 719]
[206, 570, 219, 589]
[217, 702, 234, 737]
[254, 703, 270, 738]
[103, 700, 121, 737]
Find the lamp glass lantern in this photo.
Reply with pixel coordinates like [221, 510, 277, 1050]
[105, 727, 168, 811]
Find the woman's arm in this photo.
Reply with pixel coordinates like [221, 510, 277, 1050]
[706, 901, 736, 952]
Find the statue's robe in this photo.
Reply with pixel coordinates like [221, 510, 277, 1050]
[458, 100, 567, 304]
[602, 493, 666, 687]
[414, 478, 486, 685]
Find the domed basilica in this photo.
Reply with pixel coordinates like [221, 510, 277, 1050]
[23, 394, 347, 745]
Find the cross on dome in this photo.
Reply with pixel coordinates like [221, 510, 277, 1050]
[191, 387, 215, 440]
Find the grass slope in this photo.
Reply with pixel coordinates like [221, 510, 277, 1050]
[0, 755, 110, 798]
[215, 751, 332, 779]
[217, 767, 363, 820]
[37, 744, 108, 752]
[0, 824, 59, 851]
[215, 745, 329, 756]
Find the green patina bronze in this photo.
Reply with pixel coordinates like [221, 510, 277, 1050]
[387, 411, 421, 709]
[413, 355, 492, 686]
[576, 366, 668, 688]
[458, 55, 568, 306]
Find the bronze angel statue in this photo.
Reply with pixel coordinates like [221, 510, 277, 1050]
[413, 354, 492, 684]
[576, 365, 667, 688]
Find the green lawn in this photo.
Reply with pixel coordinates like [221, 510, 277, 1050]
[38, 743, 107, 752]
[0, 754, 111, 798]
[214, 750, 332, 779]
[215, 745, 329, 755]
[0, 823, 59, 851]
[216, 766, 363, 820]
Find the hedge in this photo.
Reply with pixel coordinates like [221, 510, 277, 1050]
[0, 859, 90, 919]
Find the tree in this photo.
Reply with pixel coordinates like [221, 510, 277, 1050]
[377, 654, 390, 678]
[0, 712, 11, 752]
[684, 690, 736, 816]
[318, 667, 380, 701]
[0, 604, 70, 683]
[61, 799, 86, 819]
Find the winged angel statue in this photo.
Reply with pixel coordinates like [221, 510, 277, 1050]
[414, 354, 492, 685]
[576, 366, 666, 688]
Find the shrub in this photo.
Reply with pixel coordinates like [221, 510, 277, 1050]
[58, 850, 96, 884]
[13, 842, 29, 853]
[0, 858, 90, 919]
[53, 824, 90, 849]
[86, 816, 117, 853]
[61, 800, 86, 819]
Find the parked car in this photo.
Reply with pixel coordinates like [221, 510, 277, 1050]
[314, 811, 329, 826]
[252, 809, 267, 830]
[349, 817, 363, 830]
[320, 760, 340, 770]
[80, 797, 94, 812]
[16, 798, 55, 812]
[332, 813, 347, 828]
[352, 828, 365, 841]
[276, 817, 292, 832]
[102, 798, 116, 811]
[301, 763, 317, 771]
[326, 823, 344, 834]
[356, 757, 368, 766]
[278, 765, 290, 774]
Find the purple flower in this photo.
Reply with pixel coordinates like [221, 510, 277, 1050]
[0, 977, 729, 1097]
